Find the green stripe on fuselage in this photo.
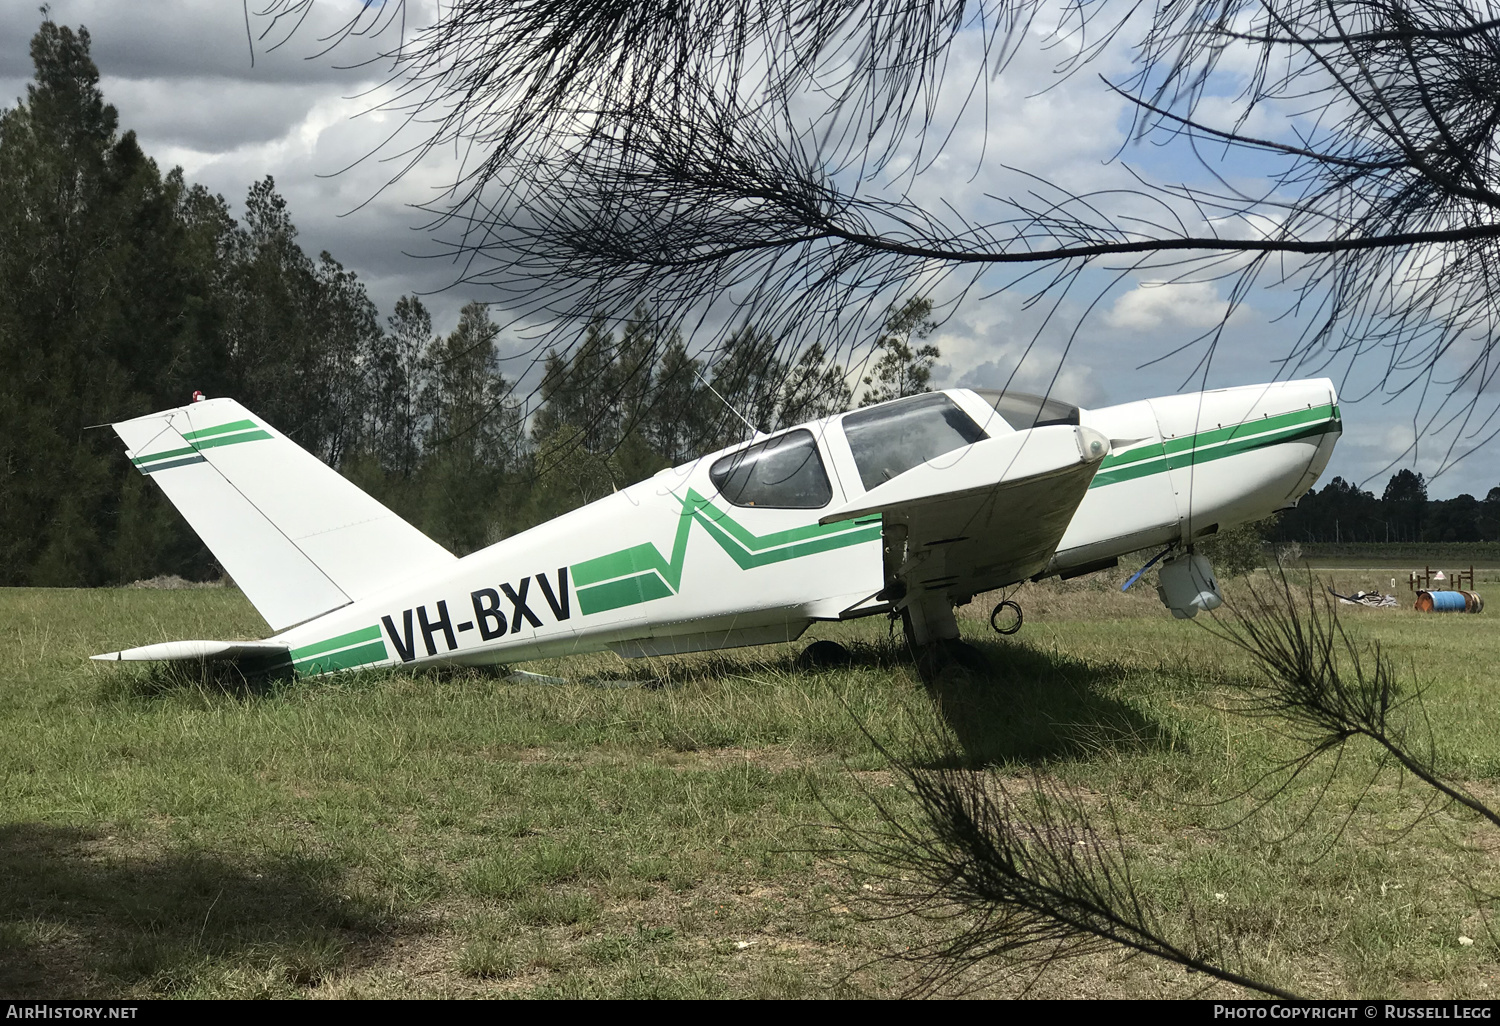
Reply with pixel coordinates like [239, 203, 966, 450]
[574, 571, 676, 615]
[572, 541, 675, 588]
[1159, 403, 1335, 457]
[290, 624, 383, 661]
[692, 516, 882, 570]
[292, 640, 388, 676]
[1090, 404, 1339, 489]
[693, 500, 872, 553]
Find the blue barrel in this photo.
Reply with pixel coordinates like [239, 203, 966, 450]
[1416, 589, 1467, 612]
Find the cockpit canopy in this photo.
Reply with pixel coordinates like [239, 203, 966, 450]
[971, 389, 1080, 430]
[709, 429, 832, 509]
[842, 393, 987, 491]
[706, 388, 1080, 509]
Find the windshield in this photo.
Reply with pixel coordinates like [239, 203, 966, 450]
[970, 389, 1080, 430]
[842, 393, 988, 491]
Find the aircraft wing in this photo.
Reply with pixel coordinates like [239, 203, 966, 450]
[820, 424, 1111, 602]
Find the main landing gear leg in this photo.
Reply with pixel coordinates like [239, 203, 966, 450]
[901, 599, 989, 680]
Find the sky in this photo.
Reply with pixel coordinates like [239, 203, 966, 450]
[2, 0, 1495, 500]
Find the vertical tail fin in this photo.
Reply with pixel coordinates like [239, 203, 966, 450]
[115, 398, 455, 631]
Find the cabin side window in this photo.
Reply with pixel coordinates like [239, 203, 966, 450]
[709, 429, 833, 509]
[841, 393, 988, 491]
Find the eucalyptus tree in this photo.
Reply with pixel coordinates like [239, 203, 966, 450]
[0, 21, 216, 583]
[859, 298, 941, 407]
[369, 295, 438, 480]
[420, 301, 522, 551]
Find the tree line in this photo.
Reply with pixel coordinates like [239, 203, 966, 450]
[1271, 469, 1500, 546]
[15, 16, 1489, 594]
[0, 20, 943, 587]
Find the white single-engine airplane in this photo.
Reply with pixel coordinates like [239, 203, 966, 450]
[93, 379, 1340, 678]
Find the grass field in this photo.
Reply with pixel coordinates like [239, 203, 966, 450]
[1, 562, 1497, 999]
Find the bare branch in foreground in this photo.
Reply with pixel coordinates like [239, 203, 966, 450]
[831, 579, 1500, 997]
[824, 719, 1301, 998]
[1206, 571, 1500, 833]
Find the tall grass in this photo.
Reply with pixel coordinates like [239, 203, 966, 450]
[0, 579, 1496, 997]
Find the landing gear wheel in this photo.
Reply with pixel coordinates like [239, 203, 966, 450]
[796, 639, 854, 670]
[937, 638, 990, 674]
[910, 636, 991, 682]
[990, 600, 1023, 635]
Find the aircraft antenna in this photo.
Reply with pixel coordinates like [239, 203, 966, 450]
[695, 368, 762, 438]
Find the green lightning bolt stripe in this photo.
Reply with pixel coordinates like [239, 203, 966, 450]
[570, 491, 882, 615]
[568, 404, 1339, 617]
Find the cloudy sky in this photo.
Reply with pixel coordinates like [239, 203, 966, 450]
[3, 0, 1495, 499]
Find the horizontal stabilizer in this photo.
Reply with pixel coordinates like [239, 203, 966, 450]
[91, 640, 291, 663]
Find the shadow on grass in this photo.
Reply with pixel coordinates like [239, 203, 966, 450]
[95, 659, 518, 704]
[0, 823, 394, 997]
[917, 639, 1178, 766]
[95, 659, 290, 702]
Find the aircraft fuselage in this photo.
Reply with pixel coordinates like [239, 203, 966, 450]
[261, 379, 1339, 676]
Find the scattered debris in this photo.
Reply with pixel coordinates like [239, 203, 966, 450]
[1327, 587, 1399, 608]
[1460, 936, 1475, 947]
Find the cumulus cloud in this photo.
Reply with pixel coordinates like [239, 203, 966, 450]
[102, 76, 331, 149]
[1105, 280, 1230, 332]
